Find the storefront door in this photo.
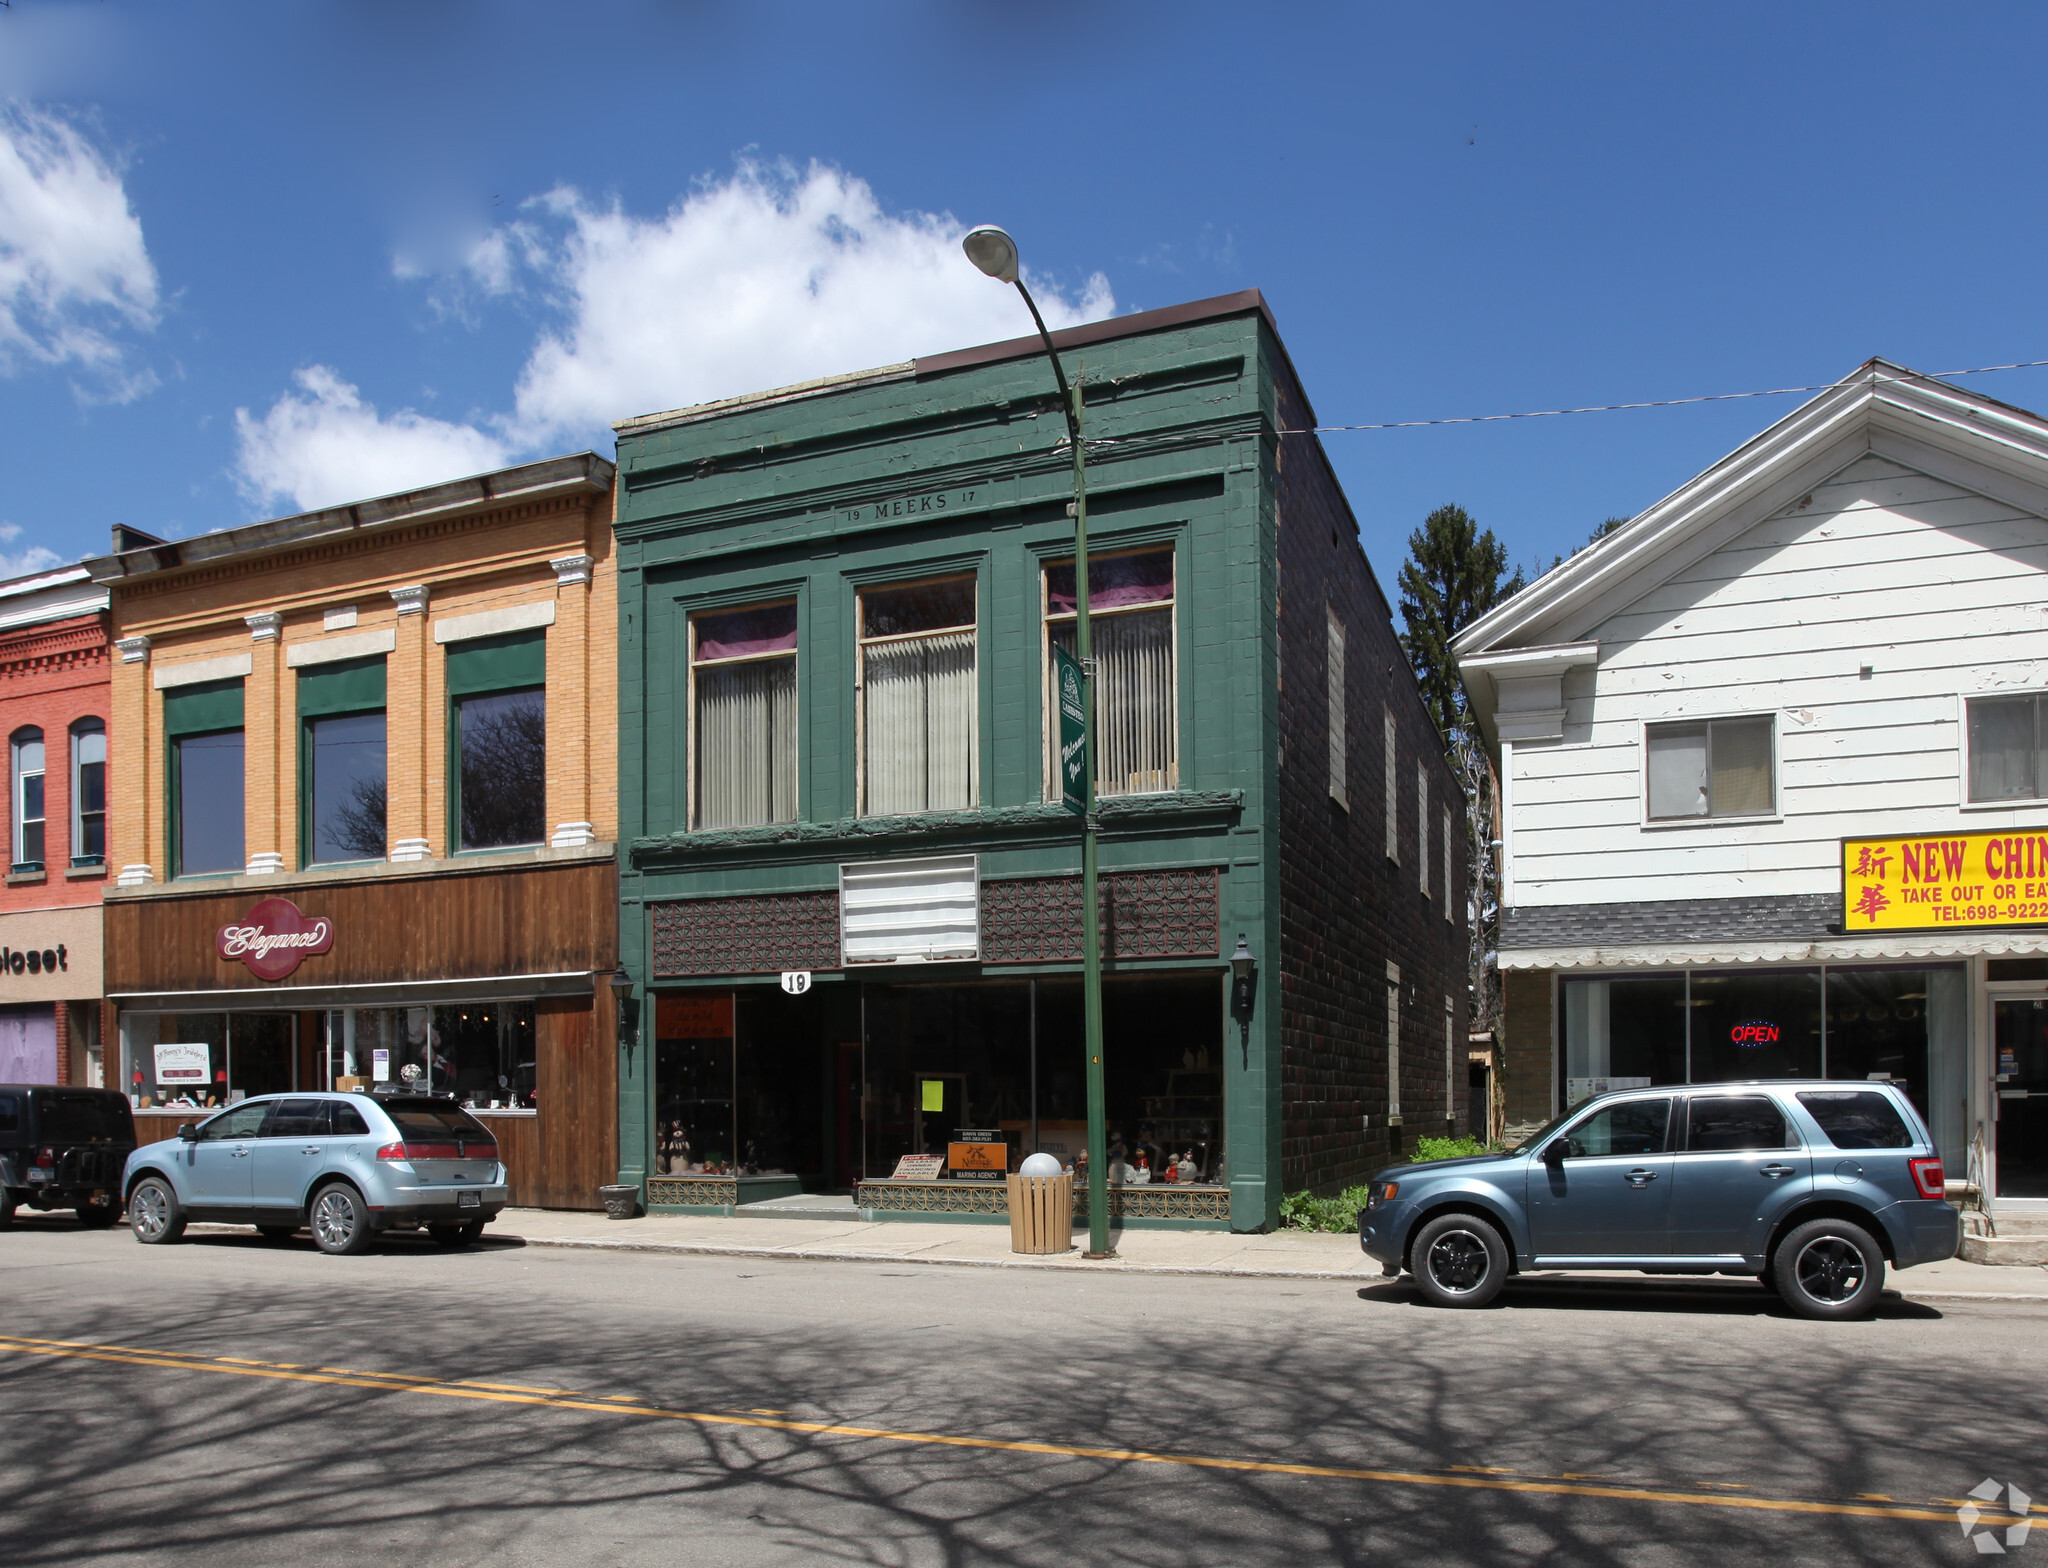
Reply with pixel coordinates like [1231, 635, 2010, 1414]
[1994, 996, 2048, 1200]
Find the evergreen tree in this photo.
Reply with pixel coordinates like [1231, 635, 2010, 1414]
[1397, 504, 1523, 741]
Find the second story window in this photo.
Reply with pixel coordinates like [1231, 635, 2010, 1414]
[11, 728, 44, 873]
[299, 656, 387, 865]
[1044, 550, 1176, 800]
[861, 577, 976, 815]
[71, 719, 106, 866]
[165, 678, 244, 877]
[1968, 693, 2048, 802]
[1646, 715, 1774, 820]
[691, 601, 797, 830]
[447, 630, 547, 850]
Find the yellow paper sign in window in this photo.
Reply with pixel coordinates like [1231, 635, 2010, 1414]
[1842, 831, 2048, 931]
[921, 1079, 945, 1113]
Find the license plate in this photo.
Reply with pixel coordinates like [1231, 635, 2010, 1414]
[458, 1190, 481, 1209]
[26, 1170, 49, 1182]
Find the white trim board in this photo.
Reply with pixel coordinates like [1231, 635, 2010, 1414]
[153, 652, 253, 689]
[433, 600, 555, 645]
[285, 628, 397, 668]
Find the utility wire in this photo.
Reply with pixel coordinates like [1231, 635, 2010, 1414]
[1277, 357, 2048, 435]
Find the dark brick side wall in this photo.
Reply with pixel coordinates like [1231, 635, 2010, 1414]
[1501, 967, 1555, 1133]
[1269, 350, 1470, 1196]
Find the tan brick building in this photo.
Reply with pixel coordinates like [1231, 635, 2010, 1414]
[89, 455, 621, 1208]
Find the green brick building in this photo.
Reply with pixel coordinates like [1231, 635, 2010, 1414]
[611, 291, 1468, 1233]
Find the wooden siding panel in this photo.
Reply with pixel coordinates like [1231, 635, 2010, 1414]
[1507, 455, 2048, 908]
[534, 996, 613, 1210]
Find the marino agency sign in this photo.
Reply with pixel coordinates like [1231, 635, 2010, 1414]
[215, 897, 334, 981]
[1842, 830, 2048, 931]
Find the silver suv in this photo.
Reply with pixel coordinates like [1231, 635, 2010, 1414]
[122, 1092, 510, 1255]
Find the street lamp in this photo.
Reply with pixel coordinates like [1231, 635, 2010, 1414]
[963, 224, 1113, 1259]
[610, 964, 637, 1064]
[1230, 935, 1258, 1068]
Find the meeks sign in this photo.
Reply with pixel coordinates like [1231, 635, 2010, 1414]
[216, 897, 334, 981]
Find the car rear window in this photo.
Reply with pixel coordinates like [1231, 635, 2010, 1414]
[331, 1102, 370, 1137]
[35, 1092, 134, 1144]
[383, 1103, 495, 1143]
[1685, 1095, 1790, 1151]
[1796, 1090, 1913, 1149]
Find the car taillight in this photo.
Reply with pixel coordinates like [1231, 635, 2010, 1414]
[375, 1142, 409, 1162]
[34, 1148, 53, 1169]
[1908, 1157, 1944, 1200]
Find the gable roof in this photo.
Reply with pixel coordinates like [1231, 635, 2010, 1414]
[1452, 358, 2048, 742]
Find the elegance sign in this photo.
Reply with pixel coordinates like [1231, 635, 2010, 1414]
[216, 897, 334, 981]
[1842, 831, 2048, 931]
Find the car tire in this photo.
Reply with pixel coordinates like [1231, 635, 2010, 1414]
[128, 1177, 186, 1245]
[255, 1225, 296, 1244]
[0, 1188, 16, 1229]
[76, 1200, 122, 1228]
[426, 1222, 473, 1249]
[1410, 1212, 1510, 1309]
[1772, 1218, 1884, 1321]
[309, 1183, 372, 1257]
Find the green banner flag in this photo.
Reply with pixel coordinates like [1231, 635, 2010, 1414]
[1054, 642, 1088, 817]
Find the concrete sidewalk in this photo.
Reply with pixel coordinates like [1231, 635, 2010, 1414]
[494, 1208, 2048, 1302]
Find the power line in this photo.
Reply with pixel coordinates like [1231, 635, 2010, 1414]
[1279, 357, 2048, 435]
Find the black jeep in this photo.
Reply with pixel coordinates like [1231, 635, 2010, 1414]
[0, 1085, 136, 1227]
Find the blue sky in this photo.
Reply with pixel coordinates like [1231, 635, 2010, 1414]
[4, 3, 2048, 604]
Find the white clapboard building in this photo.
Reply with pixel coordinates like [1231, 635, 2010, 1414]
[1454, 359, 2048, 1214]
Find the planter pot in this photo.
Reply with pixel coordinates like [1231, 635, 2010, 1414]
[599, 1184, 641, 1221]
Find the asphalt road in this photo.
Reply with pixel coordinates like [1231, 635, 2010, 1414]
[0, 1213, 2039, 1567]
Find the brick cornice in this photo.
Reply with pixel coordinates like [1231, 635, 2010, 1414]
[0, 616, 110, 676]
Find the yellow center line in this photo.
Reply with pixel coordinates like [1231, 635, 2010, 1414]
[0, 1333, 1986, 1527]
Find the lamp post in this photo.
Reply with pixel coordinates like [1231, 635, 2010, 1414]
[962, 225, 1113, 1258]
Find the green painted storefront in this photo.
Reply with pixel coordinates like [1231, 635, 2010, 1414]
[610, 290, 1468, 1234]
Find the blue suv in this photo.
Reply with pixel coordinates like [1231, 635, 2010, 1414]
[1360, 1080, 1959, 1319]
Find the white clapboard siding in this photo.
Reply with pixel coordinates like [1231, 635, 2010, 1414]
[1508, 451, 2048, 907]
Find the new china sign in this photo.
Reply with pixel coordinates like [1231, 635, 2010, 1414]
[216, 897, 334, 981]
[1842, 831, 2048, 932]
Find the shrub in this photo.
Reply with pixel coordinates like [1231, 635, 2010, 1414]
[1411, 1135, 1497, 1163]
[1279, 1185, 1375, 1232]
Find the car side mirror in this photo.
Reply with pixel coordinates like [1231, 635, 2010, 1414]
[1543, 1138, 1569, 1167]
[178, 1124, 199, 1143]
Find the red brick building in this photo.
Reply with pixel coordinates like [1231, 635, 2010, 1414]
[0, 566, 112, 1086]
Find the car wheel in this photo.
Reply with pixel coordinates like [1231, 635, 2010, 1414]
[426, 1222, 473, 1249]
[255, 1225, 296, 1244]
[76, 1200, 122, 1228]
[309, 1183, 372, 1256]
[0, 1188, 16, 1229]
[1773, 1218, 1884, 1321]
[128, 1178, 186, 1245]
[459, 1218, 486, 1243]
[1410, 1212, 1509, 1308]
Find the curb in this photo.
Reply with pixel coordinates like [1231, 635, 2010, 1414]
[509, 1234, 2048, 1300]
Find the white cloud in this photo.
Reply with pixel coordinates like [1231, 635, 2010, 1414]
[233, 366, 512, 514]
[235, 160, 1116, 513]
[0, 523, 64, 579]
[502, 161, 1114, 444]
[0, 103, 159, 399]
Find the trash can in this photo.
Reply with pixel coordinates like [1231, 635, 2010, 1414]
[1006, 1171, 1073, 1254]
[599, 1183, 640, 1221]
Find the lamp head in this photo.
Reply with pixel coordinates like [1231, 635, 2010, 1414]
[1230, 934, 1254, 984]
[609, 965, 633, 1003]
[962, 225, 1020, 284]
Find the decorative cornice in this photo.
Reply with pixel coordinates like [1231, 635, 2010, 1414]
[629, 790, 1244, 871]
[115, 635, 150, 665]
[390, 584, 430, 616]
[245, 611, 282, 641]
[550, 553, 594, 588]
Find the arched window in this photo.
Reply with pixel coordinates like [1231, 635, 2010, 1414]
[71, 719, 106, 867]
[11, 728, 45, 873]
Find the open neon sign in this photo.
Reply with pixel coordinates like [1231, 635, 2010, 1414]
[1730, 1021, 1780, 1045]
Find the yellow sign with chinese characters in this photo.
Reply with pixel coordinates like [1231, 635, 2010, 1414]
[1841, 831, 2048, 931]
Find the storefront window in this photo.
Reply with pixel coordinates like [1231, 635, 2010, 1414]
[448, 628, 548, 850]
[1557, 965, 1966, 1165]
[691, 602, 798, 830]
[1688, 969, 1822, 1082]
[120, 1011, 295, 1106]
[1562, 973, 1687, 1103]
[299, 655, 387, 865]
[165, 678, 246, 878]
[320, 1003, 535, 1105]
[1044, 551, 1177, 800]
[860, 577, 976, 816]
[655, 994, 736, 1173]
